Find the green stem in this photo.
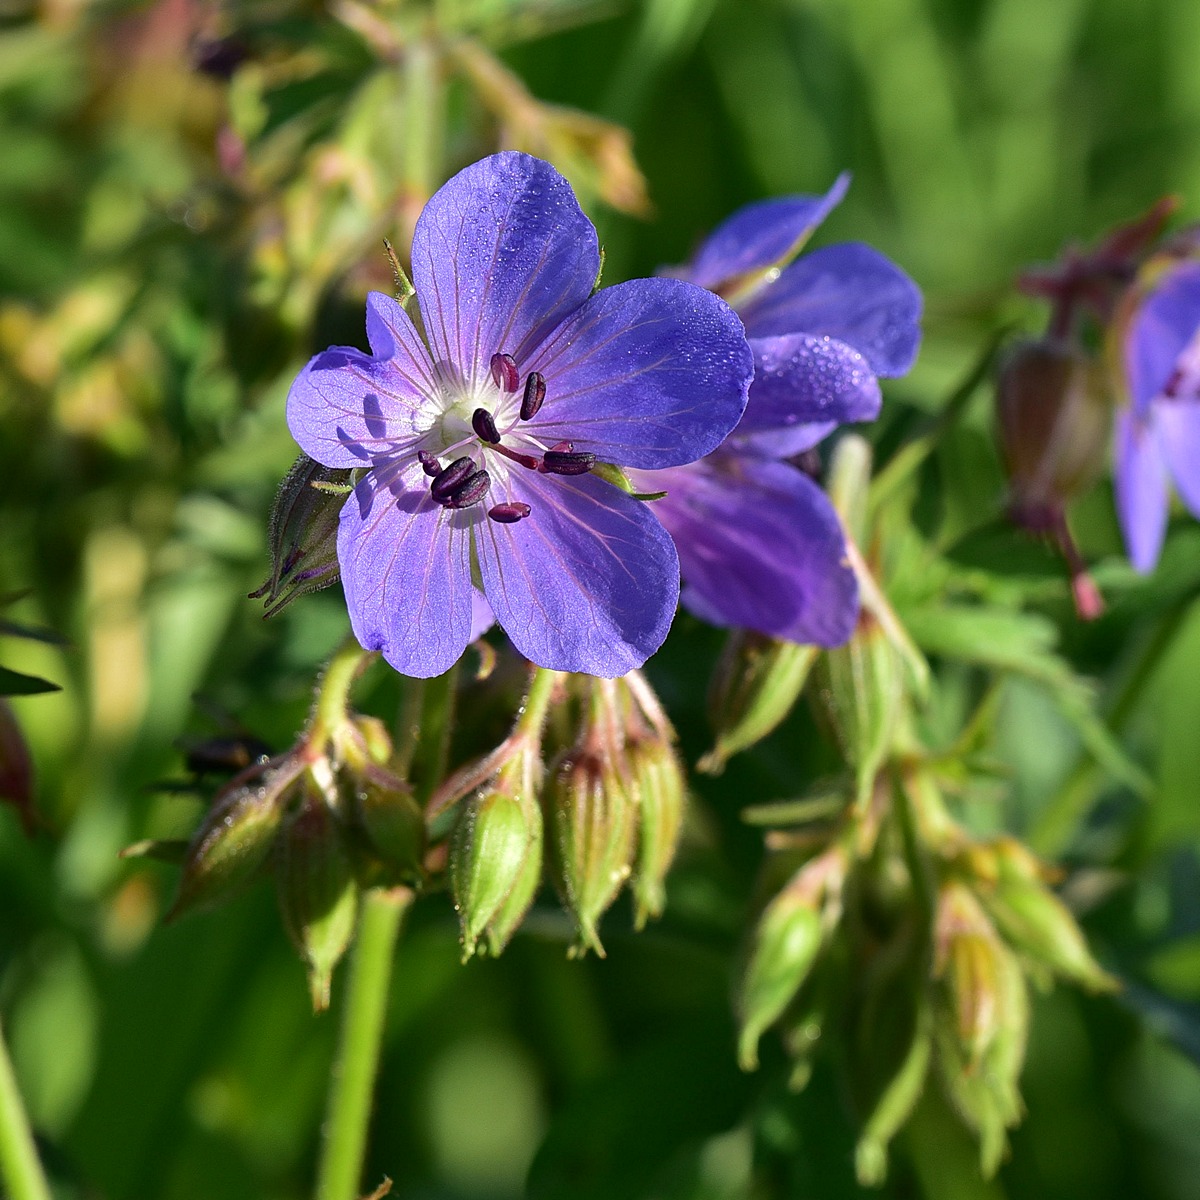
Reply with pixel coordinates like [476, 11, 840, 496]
[316, 887, 414, 1200]
[0, 1020, 52, 1200]
[310, 640, 376, 748]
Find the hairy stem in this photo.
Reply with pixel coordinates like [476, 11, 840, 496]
[315, 887, 414, 1200]
[0, 1019, 52, 1200]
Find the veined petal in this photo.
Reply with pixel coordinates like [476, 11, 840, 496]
[469, 589, 496, 642]
[475, 472, 679, 676]
[411, 152, 599, 385]
[639, 458, 857, 647]
[735, 333, 880, 438]
[731, 421, 836, 459]
[1126, 261, 1200, 414]
[287, 293, 437, 468]
[1157, 400, 1200, 518]
[685, 174, 851, 292]
[1114, 408, 1169, 574]
[338, 459, 477, 678]
[525, 278, 752, 469]
[738, 242, 923, 376]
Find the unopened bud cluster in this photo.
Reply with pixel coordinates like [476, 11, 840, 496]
[446, 670, 686, 959]
[163, 652, 421, 1009]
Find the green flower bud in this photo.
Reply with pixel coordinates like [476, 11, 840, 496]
[812, 612, 903, 805]
[854, 1008, 933, 1186]
[451, 787, 536, 960]
[547, 750, 636, 957]
[736, 885, 822, 1072]
[981, 866, 1116, 993]
[933, 881, 1006, 1070]
[483, 802, 543, 957]
[351, 763, 425, 880]
[170, 754, 303, 918]
[933, 924, 1029, 1177]
[629, 736, 686, 929]
[250, 453, 355, 618]
[995, 338, 1111, 527]
[700, 631, 818, 774]
[276, 784, 360, 1012]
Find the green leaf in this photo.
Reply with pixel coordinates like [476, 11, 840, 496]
[0, 665, 60, 695]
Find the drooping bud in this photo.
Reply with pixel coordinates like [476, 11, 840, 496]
[736, 882, 823, 1071]
[811, 610, 904, 807]
[483, 802, 543, 956]
[170, 754, 303, 917]
[451, 768, 539, 959]
[995, 338, 1111, 529]
[546, 749, 636, 957]
[0, 699, 36, 834]
[628, 735, 686, 929]
[979, 847, 1116, 993]
[250, 453, 352, 618]
[700, 631, 818, 774]
[275, 782, 360, 1011]
[735, 848, 844, 1070]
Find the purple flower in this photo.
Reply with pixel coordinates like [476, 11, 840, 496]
[1115, 258, 1200, 572]
[631, 176, 922, 645]
[286, 152, 752, 678]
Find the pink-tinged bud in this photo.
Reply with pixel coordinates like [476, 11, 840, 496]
[700, 632, 818, 774]
[995, 338, 1111, 528]
[451, 788, 537, 960]
[170, 754, 303, 917]
[0, 699, 36, 834]
[276, 784, 360, 1011]
[933, 882, 1006, 1070]
[546, 750, 636, 957]
[628, 736, 686, 929]
[250, 453, 352, 617]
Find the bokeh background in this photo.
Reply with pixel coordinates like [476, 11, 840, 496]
[3, 0, 1200, 1197]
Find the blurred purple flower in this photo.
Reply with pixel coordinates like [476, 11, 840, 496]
[287, 152, 751, 678]
[632, 176, 922, 645]
[1115, 259, 1200, 572]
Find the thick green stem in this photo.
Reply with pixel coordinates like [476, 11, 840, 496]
[0, 1020, 53, 1200]
[315, 887, 413, 1200]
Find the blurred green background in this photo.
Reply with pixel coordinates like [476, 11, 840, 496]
[3, 0, 1200, 1197]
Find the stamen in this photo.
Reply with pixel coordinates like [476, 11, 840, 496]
[472, 407, 501, 444]
[520, 371, 546, 420]
[488, 501, 532, 524]
[430, 456, 477, 503]
[418, 450, 442, 477]
[548, 441, 574, 453]
[541, 449, 596, 476]
[490, 352, 520, 392]
[444, 469, 491, 509]
[490, 442, 543, 471]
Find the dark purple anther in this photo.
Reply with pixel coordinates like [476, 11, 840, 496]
[490, 352, 520, 392]
[418, 450, 442, 477]
[520, 371, 546, 420]
[472, 407, 501, 443]
[541, 450, 596, 476]
[430, 456, 477, 503]
[487, 501, 532, 524]
[444, 469, 491, 509]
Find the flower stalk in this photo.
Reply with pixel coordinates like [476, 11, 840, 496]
[0, 1018, 52, 1200]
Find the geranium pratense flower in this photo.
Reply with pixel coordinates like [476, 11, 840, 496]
[629, 176, 922, 646]
[286, 152, 752, 678]
[1114, 258, 1200, 572]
